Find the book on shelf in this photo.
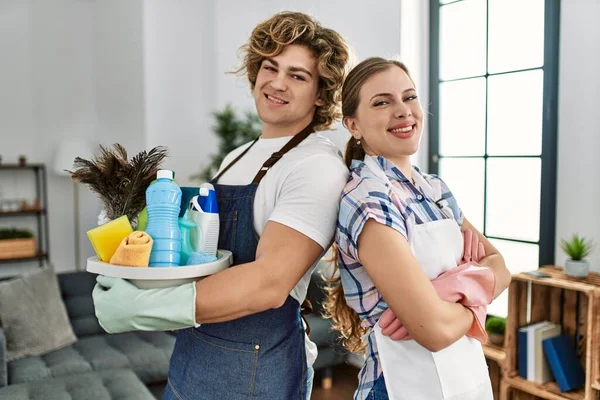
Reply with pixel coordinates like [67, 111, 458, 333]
[542, 334, 586, 392]
[518, 321, 547, 379]
[517, 321, 561, 383]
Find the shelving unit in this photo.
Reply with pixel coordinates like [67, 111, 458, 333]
[592, 295, 600, 395]
[0, 253, 49, 265]
[499, 266, 600, 400]
[502, 375, 586, 400]
[485, 339, 508, 400]
[0, 163, 49, 266]
[0, 210, 46, 216]
[484, 341, 507, 365]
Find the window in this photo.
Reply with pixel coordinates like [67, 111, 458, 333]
[428, 0, 560, 317]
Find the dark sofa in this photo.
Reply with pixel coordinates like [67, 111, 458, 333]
[0, 271, 174, 399]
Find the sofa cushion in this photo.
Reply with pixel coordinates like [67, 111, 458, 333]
[0, 267, 77, 361]
[0, 368, 154, 400]
[312, 345, 347, 371]
[8, 331, 175, 385]
[57, 272, 105, 338]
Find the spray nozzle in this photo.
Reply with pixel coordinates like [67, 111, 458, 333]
[190, 183, 219, 214]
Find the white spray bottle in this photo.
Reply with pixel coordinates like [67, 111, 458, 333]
[189, 183, 220, 257]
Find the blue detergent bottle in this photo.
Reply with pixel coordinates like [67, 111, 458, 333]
[178, 208, 196, 266]
[189, 183, 220, 257]
[145, 169, 182, 267]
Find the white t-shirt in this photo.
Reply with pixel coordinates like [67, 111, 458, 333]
[214, 132, 349, 367]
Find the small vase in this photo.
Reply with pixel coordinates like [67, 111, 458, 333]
[564, 259, 589, 279]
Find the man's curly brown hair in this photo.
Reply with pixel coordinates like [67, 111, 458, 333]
[237, 11, 351, 131]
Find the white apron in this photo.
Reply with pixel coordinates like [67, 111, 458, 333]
[364, 156, 492, 400]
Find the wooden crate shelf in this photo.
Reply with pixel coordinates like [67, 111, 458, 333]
[484, 341, 507, 365]
[485, 341, 507, 400]
[501, 266, 600, 400]
[502, 375, 586, 400]
[592, 289, 600, 398]
[513, 267, 600, 293]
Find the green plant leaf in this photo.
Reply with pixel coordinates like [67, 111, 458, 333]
[560, 233, 593, 261]
[0, 228, 34, 240]
[190, 104, 262, 182]
[485, 316, 506, 335]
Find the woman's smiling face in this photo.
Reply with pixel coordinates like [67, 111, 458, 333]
[345, 66, 424, 160]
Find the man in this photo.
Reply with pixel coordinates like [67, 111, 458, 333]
[93, 11, 351, 400]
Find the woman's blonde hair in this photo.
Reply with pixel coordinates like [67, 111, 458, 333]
[236, 12, 351, 131]
[323, 57, 413, 353]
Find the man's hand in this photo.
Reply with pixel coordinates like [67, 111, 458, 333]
[93, 276, 198, 333]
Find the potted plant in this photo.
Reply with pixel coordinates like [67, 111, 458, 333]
[191, 104, 262, 182]
[0, 228, 36, 259]
[485, 316, 506, 346]
[561, 233, 593, 278]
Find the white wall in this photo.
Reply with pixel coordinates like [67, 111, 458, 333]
[143, 0, 217, 185]
[94, 0, 145, 154]
[0, 0, 98, 276]
[31, 0, 146, 274]
[86, 0, 146, 271]
[0, 1, 34, 163]
[0, 0, 146, 277]
[31, 0, 98, 275]
[555, 0, 600, 272]
[0, 1, 36, 276]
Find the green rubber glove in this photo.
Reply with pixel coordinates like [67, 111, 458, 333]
[92, 276, 199, 334]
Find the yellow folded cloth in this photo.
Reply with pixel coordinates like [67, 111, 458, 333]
[109, 231, 153, 267]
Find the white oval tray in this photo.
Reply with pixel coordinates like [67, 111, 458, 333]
[86, 249, 232, 289]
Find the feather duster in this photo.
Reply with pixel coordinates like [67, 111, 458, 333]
[68, 143, 168, 223]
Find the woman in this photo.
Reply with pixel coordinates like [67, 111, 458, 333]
[325, 57, 512, 400]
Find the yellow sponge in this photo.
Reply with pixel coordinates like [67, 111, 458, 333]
[87, 215, 134, 262]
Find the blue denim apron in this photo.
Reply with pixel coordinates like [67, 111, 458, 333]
[163, 125, 314, 400]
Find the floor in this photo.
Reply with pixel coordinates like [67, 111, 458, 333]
[148, 364, 360, 399]
[311, 364, 359, 400]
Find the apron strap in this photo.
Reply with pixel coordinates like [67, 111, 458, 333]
[211, 122, 316, 336]
[211, 136, 261, 184]
[251, 123, 314, 184]
[250, 123, 316, 336]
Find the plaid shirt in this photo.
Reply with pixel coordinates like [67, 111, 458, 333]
[335, 155, 463, 400]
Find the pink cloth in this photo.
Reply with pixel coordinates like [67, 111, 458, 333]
[387, 262, 495, 343]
